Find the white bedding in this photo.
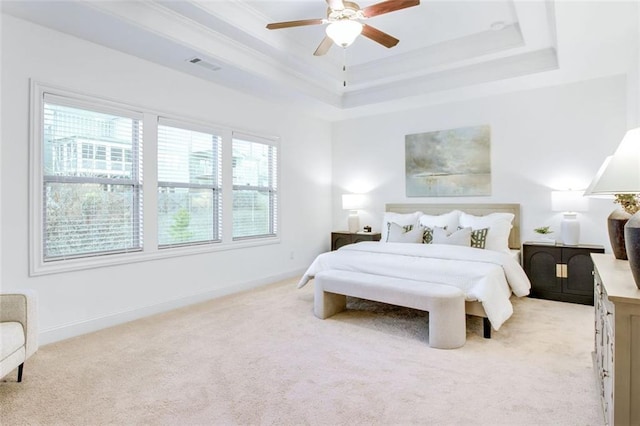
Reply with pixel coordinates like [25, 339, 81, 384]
[298, 242, 531, 330]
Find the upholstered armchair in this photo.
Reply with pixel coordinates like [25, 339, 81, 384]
[0, 290, 38, 382]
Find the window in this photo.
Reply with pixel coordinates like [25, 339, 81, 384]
[110, 147, 123, 171]
[157, 120, 222, 247]
[32, 84, 280, 275]
[42, 94, 143, 261]
[81, 143, 94, 169]
[95, 145, 107, 171]
[232, 133, 278, 240]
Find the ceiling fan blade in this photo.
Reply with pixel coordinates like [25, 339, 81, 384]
[326, 0, 345, 11]
[362, 0, 420, 18]
[313, 36, 334, 56]
[266, 19, 324, 30]
[361, 24, 399, 48]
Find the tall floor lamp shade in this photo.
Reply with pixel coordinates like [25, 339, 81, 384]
[342, 194, 365, 233]
[584, 127, 640, 288]
[551, 190, 588, 246]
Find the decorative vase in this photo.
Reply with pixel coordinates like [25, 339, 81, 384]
[624, 213, 640, 289]
[608, 209, 631, 260]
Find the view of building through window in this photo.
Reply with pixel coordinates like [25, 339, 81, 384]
[157, 123, 221, 247]
[43, 101, 142, 260]
[232, 136, 278, 239]
[38, 92, 279, 267]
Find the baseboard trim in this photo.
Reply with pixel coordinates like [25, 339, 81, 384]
[39, 268, 305, 346]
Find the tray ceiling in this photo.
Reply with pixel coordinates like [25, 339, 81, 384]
[1, 1, 635, 120]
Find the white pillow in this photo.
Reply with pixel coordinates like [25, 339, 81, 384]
[432, 226, 471, 246]
[386, 222, 424, 243]
[459, 212, 514, 252]
[418, 210, 461, 231]
[381, 211, 422, 242]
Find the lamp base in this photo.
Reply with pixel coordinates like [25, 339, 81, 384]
[624, 212, 640, 289]
[560, 213, 579, 246]
[608, 209, 631, 260]
[347, 212, 360, 233]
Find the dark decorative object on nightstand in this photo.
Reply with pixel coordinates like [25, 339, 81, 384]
[331, 232, 381, 251]
[522, 242, 604, 305]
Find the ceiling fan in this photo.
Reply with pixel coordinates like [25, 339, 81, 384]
[266, 0, 420, 56]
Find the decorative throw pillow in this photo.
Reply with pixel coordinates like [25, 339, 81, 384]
[432, 226, 472, 247]
[386, 222, 424, 243]
[422, 226, 450, 244]
[381, 211, 422, 242]
[422, 226, 435, 244]
[459, 212, 514, 252]
[469, 227, 489, 249]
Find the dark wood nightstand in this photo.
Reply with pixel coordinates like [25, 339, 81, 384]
[522, 242, 605, 305]
[331, 232, 381, 251]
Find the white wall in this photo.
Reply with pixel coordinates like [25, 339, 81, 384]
[0, 15, 333, 344]
[626, 0, 640, 128]
[331, 75, 628, 250]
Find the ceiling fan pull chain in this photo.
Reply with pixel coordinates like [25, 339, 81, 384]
[343, 47, 347, 87]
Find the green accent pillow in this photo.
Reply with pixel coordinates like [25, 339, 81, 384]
[467, 227, 489, 249]
[422, 226, 434, 244]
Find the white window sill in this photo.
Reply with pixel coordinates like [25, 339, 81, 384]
[29, 237, 280, 277]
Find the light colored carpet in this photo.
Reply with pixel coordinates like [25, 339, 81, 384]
[1, 278, 604, 425]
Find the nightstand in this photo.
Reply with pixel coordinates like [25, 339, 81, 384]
[522, 242, 605, 305]
[331, 232, 381, 251]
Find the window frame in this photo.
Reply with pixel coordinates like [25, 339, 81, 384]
[42, 95, 144, 262]
[30, 83, 148, 275]
[231, 132, 279, 241]
[156, 117, 223, 249]
[29, 81, 280, 277]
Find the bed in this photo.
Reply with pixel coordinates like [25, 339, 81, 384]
[298, 203, 531, 338]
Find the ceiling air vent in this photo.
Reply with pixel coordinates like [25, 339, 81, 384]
[187, 57, 221, 72]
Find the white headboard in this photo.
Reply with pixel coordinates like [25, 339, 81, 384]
[385, 203, 521, 249]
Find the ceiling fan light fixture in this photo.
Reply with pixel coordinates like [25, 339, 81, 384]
[325, 20, 363, 47]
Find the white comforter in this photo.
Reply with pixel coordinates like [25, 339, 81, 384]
[298, 242, 531, 330]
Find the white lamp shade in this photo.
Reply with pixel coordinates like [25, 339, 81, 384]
[583, 156, 613, 196]
[584, 127, 640, 283]
[342, 193, 365, 210]
[326, 20, 363, 47]
[584, 128, 640, 195]
[551, 190, 589, 212]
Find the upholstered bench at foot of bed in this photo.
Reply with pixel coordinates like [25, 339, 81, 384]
[313, 270, 466, 349]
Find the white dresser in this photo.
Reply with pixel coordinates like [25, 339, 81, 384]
[592, 254, 640, 426]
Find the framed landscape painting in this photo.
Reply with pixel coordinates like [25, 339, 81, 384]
[405, 125, 491, 197]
